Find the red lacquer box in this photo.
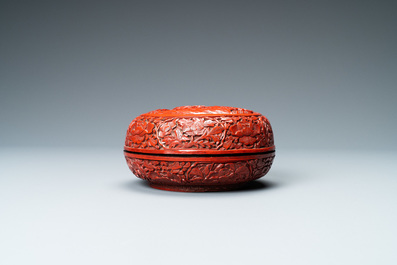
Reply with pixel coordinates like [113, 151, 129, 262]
[124, 105, 275, 192]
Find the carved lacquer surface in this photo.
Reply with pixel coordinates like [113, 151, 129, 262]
[125, 115, 274, 150]
[144, 105, 259, 116]
[125, 155, 275, 185]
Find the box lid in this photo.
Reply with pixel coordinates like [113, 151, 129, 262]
[124, 106, 275, 155]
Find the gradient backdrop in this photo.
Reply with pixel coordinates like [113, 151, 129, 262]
[1, 2, 397, 265]
[1, 0, 396, 151]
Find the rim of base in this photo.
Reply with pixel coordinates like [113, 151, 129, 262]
[148, 182, 246, 192]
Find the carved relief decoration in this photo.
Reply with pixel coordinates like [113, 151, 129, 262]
[144, 105, 259, 116]
[125, 115, 274, 150]
[125, 155, 275, 185]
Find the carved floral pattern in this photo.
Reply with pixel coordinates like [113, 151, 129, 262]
[125, 155, 275, 185]
[125, 115, 274, 150]
[144, 105, 258, 116]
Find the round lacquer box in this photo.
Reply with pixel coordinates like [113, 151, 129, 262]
[124, 105, 275, 192]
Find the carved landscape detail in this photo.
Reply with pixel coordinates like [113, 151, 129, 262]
[125, 155, 275, 185]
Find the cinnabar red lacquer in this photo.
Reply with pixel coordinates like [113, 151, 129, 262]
[124, 105, 275, 192]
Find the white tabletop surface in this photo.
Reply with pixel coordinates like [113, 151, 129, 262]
[1, 148, 396, 265]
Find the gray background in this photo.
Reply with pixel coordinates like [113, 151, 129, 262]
[1, 0, 396, 150]
[1, 1, 397, 265]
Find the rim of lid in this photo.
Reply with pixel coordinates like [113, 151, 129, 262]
[142, 105, 262, 117]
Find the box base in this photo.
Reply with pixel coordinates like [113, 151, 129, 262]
[148, 182, 246, 192]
